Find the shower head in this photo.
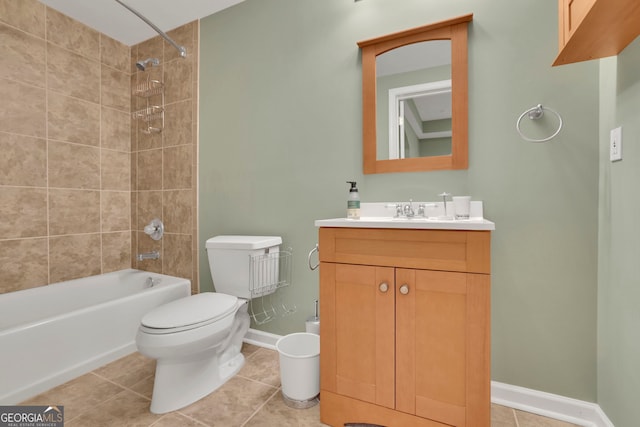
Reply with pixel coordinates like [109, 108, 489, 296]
[136, 58, 159, 71]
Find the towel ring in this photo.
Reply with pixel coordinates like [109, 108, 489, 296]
[516, 104, 563, 143]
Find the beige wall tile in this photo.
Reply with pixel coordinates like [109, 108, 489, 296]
[101, 107, 130, 152]
[49, 189, 100, 235]
[137, 124, 162, 150]
[0, 23, 46, 87]
[101, 34, 129, 73]
[48, 141, 100, 189]
[102, 231, 131, 273]
[0, 1, 151, 294]
[163, 233, 192, 280]
[164, 59, 192, 104]
[101, 64, 130, 111]
[130, 191, 137, 232]
[45, 7, 99, 60]
[101, 150, 131, 191]
[0, 132, 46, 186]
[0, 78, 46, 137]
[0, 5, 203, 294]
[130, 230, 138, 266]
[49, 233, 101, 283]
[0, 187, 47, 239]
[101, 191, 130, 232]
[130, 103, 138, 152]
[164, 21, 196, 62]
[47, 43, 100, 103]
[163, 190, 192, 234]
[163, 100, 192, 147]
[137, 149, 162, 191]
[136, 191, 162, 231]
[131, 21, 199, 290]
[130, 152, 138, 193]
[163, 145, 192, 190]
[48, 92, 100, 146]
[0, 238, 48, 293]
[0, 0, 45, 38]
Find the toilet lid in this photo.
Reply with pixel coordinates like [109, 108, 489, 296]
[141, 292, 238, 330]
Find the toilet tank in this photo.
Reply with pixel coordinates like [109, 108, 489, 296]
[205, 235, 282, 299]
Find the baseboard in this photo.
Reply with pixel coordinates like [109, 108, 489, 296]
[491, 381, 614, 427]
[244, 329, 614, 426]
[243, 328, 281, 350]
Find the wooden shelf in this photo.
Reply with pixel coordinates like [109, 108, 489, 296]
[553, 0, 640, 66]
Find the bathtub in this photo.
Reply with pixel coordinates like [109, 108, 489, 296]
[0, 269, 191, 404]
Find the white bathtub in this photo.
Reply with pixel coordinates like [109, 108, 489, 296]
[0, 269, 191, 404]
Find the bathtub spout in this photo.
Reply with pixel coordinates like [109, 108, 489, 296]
[138, 250, 160, 262]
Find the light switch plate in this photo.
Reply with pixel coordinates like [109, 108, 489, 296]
[610, 126, 622, 162]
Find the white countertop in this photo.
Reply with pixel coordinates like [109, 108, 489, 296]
[314, 201, 495, 231]
[314, 217, 494, 231]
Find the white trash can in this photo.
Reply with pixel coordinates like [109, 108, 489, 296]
[276, 332, 320, 408]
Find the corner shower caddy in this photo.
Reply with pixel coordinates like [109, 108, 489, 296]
[248, 247, 295, 325]
[132, 75, 164, 134]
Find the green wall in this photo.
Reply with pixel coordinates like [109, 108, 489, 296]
[598, 38, 640, 425]
[199, 0, 599, 402]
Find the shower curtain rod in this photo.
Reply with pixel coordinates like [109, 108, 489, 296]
[114, 0, 187, 58]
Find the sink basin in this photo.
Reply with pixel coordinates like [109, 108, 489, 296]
[395, 216, 456, 222]
[359, 216, 455, 222]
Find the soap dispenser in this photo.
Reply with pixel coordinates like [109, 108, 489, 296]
[346, 181, 360, 219]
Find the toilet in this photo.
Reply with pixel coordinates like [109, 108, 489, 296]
[136, 235, 282, 414]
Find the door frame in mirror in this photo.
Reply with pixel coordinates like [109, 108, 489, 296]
[358, 14, 473, 174]
[388, 79, 452, 159]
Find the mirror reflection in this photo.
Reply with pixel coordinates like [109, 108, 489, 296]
[376, 40, 452, 160]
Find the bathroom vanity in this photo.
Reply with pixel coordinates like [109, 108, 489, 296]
[315, 209, 493, 427]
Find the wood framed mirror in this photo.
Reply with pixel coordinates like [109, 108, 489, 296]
[358, 14, 472, 174]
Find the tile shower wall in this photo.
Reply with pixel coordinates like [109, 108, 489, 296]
[0, 0, 199, 294]
[0, 0, 131, 292]
[131, 22, 199, 293]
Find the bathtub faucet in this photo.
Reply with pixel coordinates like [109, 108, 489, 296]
[137, 250, 160, 261]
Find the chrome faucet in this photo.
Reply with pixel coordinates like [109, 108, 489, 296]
[403, 199, 415, 217]
[137, 250, 160, 261]
[385, 203, 403, 218]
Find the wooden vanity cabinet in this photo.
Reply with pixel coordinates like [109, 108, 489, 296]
[318, 227, 491, 427]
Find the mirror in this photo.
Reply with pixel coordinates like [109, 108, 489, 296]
[377, 40, 452, 160]
[358, 14, 472, 174]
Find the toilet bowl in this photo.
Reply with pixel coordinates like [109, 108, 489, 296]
[136, 292, 250, 414]
[135, 235, 282, 414]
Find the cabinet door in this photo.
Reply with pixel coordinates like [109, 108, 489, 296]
[396, 269, 490, 426]
[320, 262, 395, 409]
[559, 0, 593, 46]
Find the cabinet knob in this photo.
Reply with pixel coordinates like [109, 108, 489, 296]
[379, 282, 389, 293]
[399, 284, 409, 295]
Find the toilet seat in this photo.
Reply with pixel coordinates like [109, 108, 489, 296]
[140, 292, 239, 334]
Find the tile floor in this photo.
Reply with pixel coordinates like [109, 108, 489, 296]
[22, 344, 581, 427]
